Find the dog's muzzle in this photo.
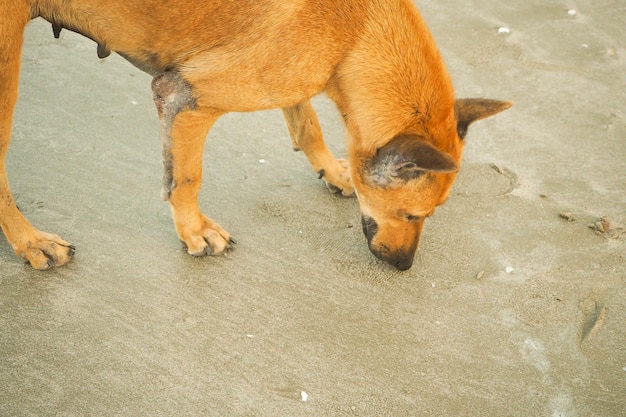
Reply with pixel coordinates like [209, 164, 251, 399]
[361, 215, 415, 271]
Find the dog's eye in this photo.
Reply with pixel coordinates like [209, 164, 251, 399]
[406, 214, 421, 222]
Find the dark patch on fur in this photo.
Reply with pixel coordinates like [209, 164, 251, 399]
[363, 133, 457, 188]
[151, 72, 197, 200]
[361, 215, 378, 243]
[118, 51, 167, 77]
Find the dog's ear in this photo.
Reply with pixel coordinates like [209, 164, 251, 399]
[364, 133, 457, 187]
[455, 98, 513, 139]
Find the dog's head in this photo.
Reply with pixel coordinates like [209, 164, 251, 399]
[353, 98, 512, 270]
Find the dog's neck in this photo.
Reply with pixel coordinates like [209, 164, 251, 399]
[328, 1, 457, 160]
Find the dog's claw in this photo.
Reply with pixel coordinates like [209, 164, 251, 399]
[224, 237, 237, 252]
[317, 169, 325, 180]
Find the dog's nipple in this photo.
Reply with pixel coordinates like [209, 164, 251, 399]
[97, 43, 111, 59]
[52, 22, 63, 39]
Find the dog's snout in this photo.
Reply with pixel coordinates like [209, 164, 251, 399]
[361, 214, 421, 270]
[361, 214, 413, 270]
[361, 215, 378, 242]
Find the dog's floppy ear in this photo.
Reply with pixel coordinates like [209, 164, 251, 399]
[364, 133, 458, 188]
[455, 98, 513, 139]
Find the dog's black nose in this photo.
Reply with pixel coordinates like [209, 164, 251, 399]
[393, 257, 413, 271]
[370, 248, 414, 271]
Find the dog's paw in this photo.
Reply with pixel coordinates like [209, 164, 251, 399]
[318, 159, 355, 197]
[13, 231, 75, 270]
[176, 214, 235, 256]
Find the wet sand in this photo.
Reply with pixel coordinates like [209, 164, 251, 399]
[1, 1, 625, 415]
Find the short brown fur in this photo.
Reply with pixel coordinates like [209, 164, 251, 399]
[0, 0, 511, 270]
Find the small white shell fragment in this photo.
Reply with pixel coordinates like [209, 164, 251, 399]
[300, 391, 308, 402]
[258, 159, 267, 164]
[567, 9, 577, 16]
[505, 266, 515, 274]
[498, 27, 510, 34]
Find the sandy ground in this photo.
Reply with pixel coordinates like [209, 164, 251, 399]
[1, 1, 625, 416]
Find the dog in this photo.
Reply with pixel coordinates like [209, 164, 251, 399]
[0, 0, 511, 270]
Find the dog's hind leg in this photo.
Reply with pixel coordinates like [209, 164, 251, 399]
[0, 3, 75, 269]
[282, 101, 354, 197]
[152, 72, 234, 256]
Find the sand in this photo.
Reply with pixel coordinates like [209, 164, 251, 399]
[1, 2, 624, 415]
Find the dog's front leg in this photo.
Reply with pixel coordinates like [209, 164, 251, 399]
[152, 73, 233, 256]
[282, 101, 354, 197]
[0, 5, 75, 269]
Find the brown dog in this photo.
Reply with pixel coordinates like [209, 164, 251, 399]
[0, 0, 511, 270]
